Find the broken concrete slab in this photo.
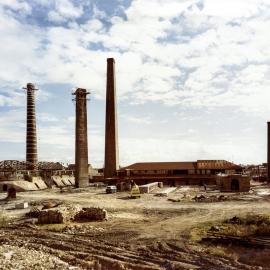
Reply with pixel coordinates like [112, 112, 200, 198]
[15, 202, 29, 209]
[139, 182, 163, 194]
[32, 177, 47, 190]
[0, 181, 39, 192]
[155, 187, 177, 197]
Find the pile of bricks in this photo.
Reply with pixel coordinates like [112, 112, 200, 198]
[75, 207, 108, 222]
[37, 205, 107, 224]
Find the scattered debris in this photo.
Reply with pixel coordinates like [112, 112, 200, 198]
[42, 200, 63, 210]
[155, 187, 176, 197]
[193, 194, 228, 202]
[209, 225, 220, 232]
[26, 207, 41, 218]
[62, 224, 105, 234]
[167, 198, 181, 202]
[0, 244, 71, 269]
[227, 216, 242, 224]
[194, 194, 206, 202]
[15, 202, 29, 209]
[74, 207, 108, 222]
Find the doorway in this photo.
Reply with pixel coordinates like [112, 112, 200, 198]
[3, 184, 7, 192]
[231, 179, 239, 191]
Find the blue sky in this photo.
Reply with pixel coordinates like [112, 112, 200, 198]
[0, 0, 269, 167]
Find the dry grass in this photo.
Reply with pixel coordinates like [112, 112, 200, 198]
[0, 211, 9, 227]
[189, 214, 270, 267]
[222, 214, 270, 237]
[190, 214, 270, 240]
[37, 223, 67, 232]
[190, 223, 211, 241]
[205, 245, 239, 260]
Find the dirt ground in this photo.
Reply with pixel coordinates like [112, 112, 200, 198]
[1, 182, 270, 270]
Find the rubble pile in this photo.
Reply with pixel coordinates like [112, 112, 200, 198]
[193, 194, 228, 202]
[0, 244, 70, 270]
[62, 224, 105, 234]
[168, 194, 228, 203]
[38, 205, 81, 224]
[26, 207, 41, 218]
[74, 207, 108, 222]
[34, 204, 108, 224]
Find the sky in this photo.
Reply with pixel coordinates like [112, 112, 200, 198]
[0, 0, 269, 167]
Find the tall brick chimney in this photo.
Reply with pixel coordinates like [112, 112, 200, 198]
[25, 83, 38, 170]
[73, 88, 89, 188]
[267, 122, 270, 182]
[104, 58, 119, 178]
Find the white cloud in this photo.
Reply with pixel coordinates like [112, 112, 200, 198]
[0, 110, 24, 143]
[0, 0, 32, 15]
[201, 0, 265, 19]
[121, 115, 152, 125]
[48, 10, 65, 23]
[48, 0, 83, 22]
[0, 0, 270, 164]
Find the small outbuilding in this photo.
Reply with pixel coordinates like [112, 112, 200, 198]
[216, 174, 250, 192]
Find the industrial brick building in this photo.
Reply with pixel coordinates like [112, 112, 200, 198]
[216, 174, 250, 192]
[116, 160, 243, 186]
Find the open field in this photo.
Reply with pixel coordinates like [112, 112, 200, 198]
[0, 183, 270, 269]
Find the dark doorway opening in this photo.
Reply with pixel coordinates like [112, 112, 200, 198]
[3, 184, 7, 192]
[231, 179, 239, 191]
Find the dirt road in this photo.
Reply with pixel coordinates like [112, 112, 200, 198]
[0, 186, 270, 269]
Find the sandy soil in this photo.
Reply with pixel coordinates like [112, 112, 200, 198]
[0, 183, 270, 269]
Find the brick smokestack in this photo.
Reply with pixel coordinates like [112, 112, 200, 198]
[104, 58, 119, 178]
[267, 122, 270, 182]
[74, 88, 89, 188]
[25, 83, 38, 170]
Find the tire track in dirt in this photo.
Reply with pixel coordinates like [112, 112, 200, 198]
[0, 225, 255, 270]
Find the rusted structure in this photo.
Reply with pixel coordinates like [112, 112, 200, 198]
[24, 83, 38, 170]
[104, 58, 119, 178]
[73, 88, 90, 188]
[267, 122, 270, 182]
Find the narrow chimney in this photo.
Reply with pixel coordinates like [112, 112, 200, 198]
[73, 88, 89, 188]
[25, 83, 38, 170]
[104, 58, 119, 178]
[267, 122, 270, 182]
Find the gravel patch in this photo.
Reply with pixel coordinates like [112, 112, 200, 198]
[0, 244, 75, 270]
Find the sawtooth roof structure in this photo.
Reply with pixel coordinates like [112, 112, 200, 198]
[0, 160, 65, 171]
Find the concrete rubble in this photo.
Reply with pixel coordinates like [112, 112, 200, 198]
[0, 244, 70, 270]
[154, 187, 176, 197]
[139, 182, 163, 194]
[74, 207, 108, 222]
[37, 205, 108, 224]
